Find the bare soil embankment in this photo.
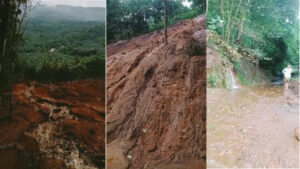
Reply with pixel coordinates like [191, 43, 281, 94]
[0, 79, 105, 169]
[107, 15, 206, 169]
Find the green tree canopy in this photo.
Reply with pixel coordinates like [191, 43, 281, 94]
[107, 0, 205, 43]
[208, 0, 299, 76]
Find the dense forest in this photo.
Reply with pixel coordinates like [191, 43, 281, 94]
[17, 17, 105, 81]
[207, 0, 299, 78]
[107, 0, 206, 43]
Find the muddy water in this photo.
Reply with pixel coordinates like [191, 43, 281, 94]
[207, 86, 299, 168]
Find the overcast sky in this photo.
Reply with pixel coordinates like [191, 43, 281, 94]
[34, 0, 191, 8]
[34, 0, 106, 7]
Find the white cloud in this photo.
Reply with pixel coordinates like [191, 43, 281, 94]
[182, 0, 192, 8]
[34, 0, 106, 7]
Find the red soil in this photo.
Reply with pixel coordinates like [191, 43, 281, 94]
[0, 79, 105, 169]
[107, 15, 206, 169]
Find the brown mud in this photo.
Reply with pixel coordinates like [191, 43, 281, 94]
[0, 79, 105, 169]
[107, 15, 207, 169]
[207, 83, 299, 168]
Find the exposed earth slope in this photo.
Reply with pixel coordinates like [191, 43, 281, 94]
[107, 15, 207, 169]
[0, 79, 105, 169]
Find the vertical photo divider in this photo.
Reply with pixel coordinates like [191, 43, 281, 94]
[105, 2, 108, 169]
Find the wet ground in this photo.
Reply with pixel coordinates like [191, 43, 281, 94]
[0, 80, 105, 169]
[207, 85, 299, 168]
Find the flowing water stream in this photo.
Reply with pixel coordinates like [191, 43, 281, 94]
[229, 69, 239, 89]
[207, 85, 299, 168]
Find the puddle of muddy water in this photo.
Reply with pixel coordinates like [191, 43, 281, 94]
[207, 86, 299, 168]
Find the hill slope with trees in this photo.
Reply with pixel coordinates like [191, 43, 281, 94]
[17, 15, 105, 81]
[107, 0, 205, 43]
[207, 0, 299, 87]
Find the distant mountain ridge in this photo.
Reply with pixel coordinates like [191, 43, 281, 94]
[29, 5, 105, 22]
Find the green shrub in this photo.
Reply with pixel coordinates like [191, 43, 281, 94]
[208, 74, 217, 88]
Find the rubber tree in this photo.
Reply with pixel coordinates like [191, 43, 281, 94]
[0, 0, 28, 120]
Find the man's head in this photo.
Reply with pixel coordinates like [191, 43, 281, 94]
[287, 64, 291, 68]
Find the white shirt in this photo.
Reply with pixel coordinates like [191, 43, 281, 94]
[282, 67, 293, 78]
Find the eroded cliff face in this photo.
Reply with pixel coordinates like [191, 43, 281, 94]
[0, 79, 105, 169]
[107, 15, 206, 169]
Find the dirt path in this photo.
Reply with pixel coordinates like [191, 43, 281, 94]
[207, 85, 299, 168]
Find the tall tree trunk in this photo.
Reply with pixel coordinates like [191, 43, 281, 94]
[237, 16, 245, 44]
[237, 3, 250, 45]
[227, 0, 242, 43]
[164, 0, 168, 45]
[0, 0, 27, 120]
[220, 0, 224, 18]
[225, 0, 234, 43]
[0, 0, 13, 120]
[205, 0, 208, 13]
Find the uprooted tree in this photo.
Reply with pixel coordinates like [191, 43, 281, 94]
[0, 0, 29, 120]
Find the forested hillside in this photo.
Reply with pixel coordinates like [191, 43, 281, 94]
[207, 0, 299, 87]
[107, 0, 206, 42]
[17, 17, 105, 81]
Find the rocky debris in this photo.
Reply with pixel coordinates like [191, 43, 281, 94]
[107, 15, 206, 169]
[0, 79, 105, 169]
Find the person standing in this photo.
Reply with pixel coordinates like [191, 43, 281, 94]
[282, 65, 293, 90]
